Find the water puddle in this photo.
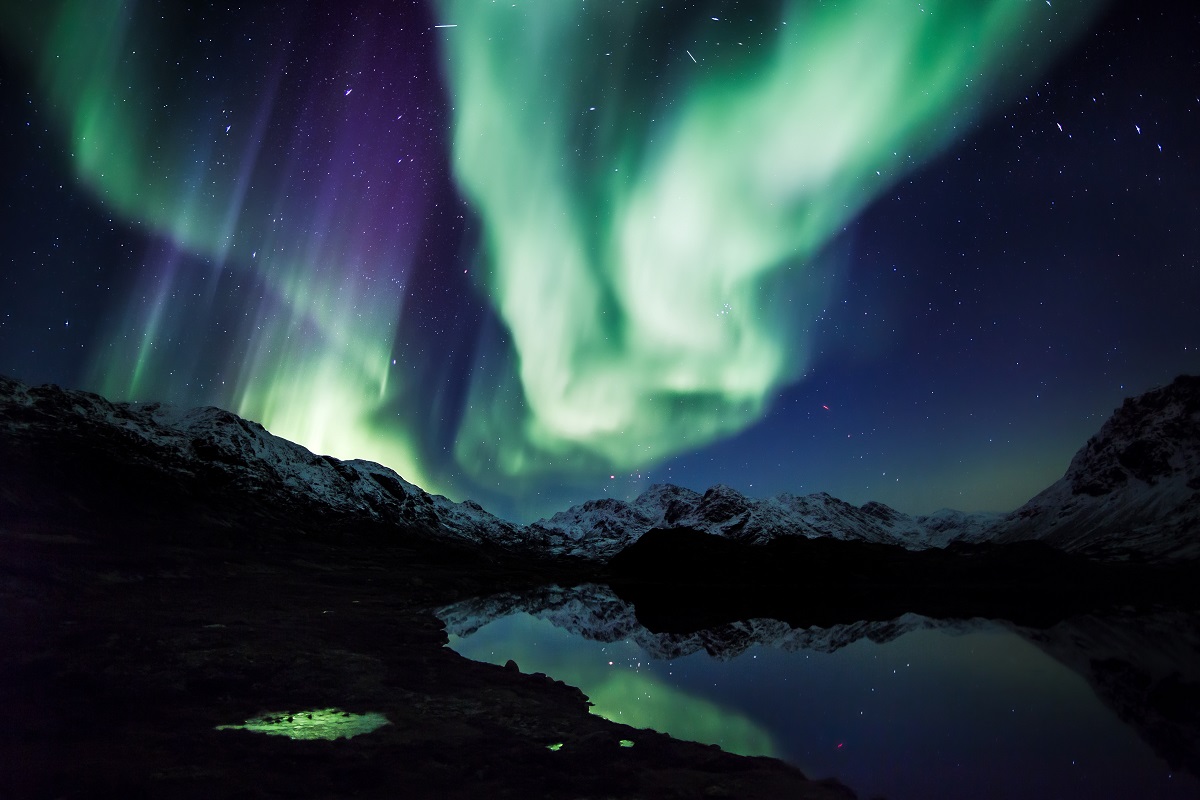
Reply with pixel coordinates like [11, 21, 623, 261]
[215, 707, 390, 740]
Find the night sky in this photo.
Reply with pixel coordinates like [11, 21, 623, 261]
[2, 0, 1197, 523]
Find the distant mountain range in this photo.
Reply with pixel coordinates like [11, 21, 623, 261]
[530, 483, 1002, 560]
[2, 373, 1198, 562]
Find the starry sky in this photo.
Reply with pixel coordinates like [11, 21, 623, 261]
[2, 0, 1197, 523]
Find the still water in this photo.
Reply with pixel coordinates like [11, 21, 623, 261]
[441, 585, 1199, 800]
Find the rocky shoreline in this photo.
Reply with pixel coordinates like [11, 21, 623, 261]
[0, 526, 854, 799]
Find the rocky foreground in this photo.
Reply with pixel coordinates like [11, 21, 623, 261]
[0, 528, 853, 799]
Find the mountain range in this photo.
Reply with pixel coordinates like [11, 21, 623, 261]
[2, 373, 1198, 562]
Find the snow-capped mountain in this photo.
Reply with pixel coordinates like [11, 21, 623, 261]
[4, 373, 1199, 562]
[0, 375, 538, 553]
[993, 375, 1200, 560]
[6, 374, 995, 559]
[530, 482, 1001, 560]
[537, 376, 1200, 562]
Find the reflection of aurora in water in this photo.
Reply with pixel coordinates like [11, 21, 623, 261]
[446, 612, 777, 758]
[444, 608, 1200, 800]
[0, 1, 1113, 517]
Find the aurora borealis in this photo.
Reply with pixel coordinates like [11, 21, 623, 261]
[441, 0, 1097, 480]
[2, 1, 1198, 521]
[2, 0, 448, 489]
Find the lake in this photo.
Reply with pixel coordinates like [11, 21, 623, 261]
[440, 584, 1200, 800]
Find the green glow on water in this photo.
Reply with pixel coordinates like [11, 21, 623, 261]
[585, 667, 774, 756]
[446, 613, 777, 758]
[215, 708, 391, 741]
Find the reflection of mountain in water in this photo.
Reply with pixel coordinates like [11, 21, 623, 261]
[437, 584, 1200, 779]
[438, 583, 974, 660]
[1022, 610, 1200, 778]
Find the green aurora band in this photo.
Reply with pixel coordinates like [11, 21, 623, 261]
[1, 0, 433, 490]
[3, 0, 1103, 504]
[438, 0, 1100, 484]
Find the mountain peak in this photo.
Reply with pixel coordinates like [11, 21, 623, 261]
[996, 375, 1200, 559]
[1068, 374, 1200, 496]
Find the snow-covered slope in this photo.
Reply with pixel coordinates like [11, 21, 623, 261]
[530, 482, 1000, 560]
[993, 375, 1200, 560]
[0, 376, 535, 551]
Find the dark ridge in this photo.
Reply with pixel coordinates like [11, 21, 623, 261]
[605, 527, 1200, 633]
